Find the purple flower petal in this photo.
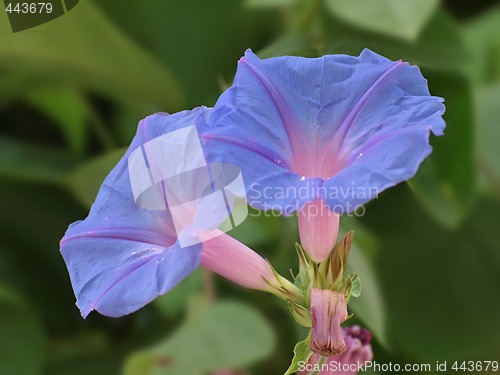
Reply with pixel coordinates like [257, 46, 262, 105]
[203, 49, 445, 213]
[60, 107, 211, 317]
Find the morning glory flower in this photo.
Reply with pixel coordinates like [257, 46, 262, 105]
[60, 48, 446, 319]
[202, 49, 445, 261]
[60, 108, 213, 318]
[60, 106, 299, 317]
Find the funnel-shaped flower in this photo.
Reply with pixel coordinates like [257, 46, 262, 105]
[60, 108, 217, 318]
[202, 49, 445, 260]
[204, 48, 445, 211]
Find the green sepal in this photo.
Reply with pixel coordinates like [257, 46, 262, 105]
[340, 274, 353, 301]
[263, 259, 303, 304]
[331, 254, 345, 290]
[287, 299, 312, 327]
[295, 243, 314, 289]
[284, 331, 313, 375]
[331, 231, 354, 280]
[350, 274, 362, 298]
[312, 262, 326, 289]
[318, 254, 333, 287]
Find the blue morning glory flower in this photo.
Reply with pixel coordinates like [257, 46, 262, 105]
[60, 108, 212, 318]
[202, 49, 446, 214]
[60, 49, 446, 317]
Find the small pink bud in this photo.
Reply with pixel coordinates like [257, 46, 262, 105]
[298, 199, 340, 263]
[310, 289, 348, 356]
[299, 326, 373, 374]
[201, 232, 274, 291]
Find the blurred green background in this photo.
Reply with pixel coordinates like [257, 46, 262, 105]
[1, 0, 500, 374]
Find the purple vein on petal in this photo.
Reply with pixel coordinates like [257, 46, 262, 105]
[345, 125, 432, 166]
[313, 57, 326, 163]
[140, 116, 153, 143]
[61, 228, 173, 248]
[327, 61, 404, 162]
[238, 57, 301, 156]
[202, 133, 290, 169]
[81, 253, 161, 318]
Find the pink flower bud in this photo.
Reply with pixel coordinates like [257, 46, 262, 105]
[299, 326, 373, 374]
[334, 326, 373, 371]
[310, 289, 348, 356]
[298, 200, 340, 263]
[201, 232, 274, 291]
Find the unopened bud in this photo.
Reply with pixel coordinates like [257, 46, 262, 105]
[310, 289, 348, 356]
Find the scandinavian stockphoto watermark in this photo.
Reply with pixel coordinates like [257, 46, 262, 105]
[248, 183, 379, 217]
[127, 125, 378, 243]
[128, 125, 248, 248]
[298, 360, 499, 373]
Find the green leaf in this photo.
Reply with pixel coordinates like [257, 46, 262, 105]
[461, 6, 500, 84]
[347, 239, 388, 349]
[325, 0, 438, 42]
[258, 33, 318, 59]
[321, 9, 467, 72]
[0, 284, 46, 375]
[95, 0, 280, 108]
[66, 147, 126, 208]
[0, 1, 184, 111]
[368, 190, 500, 362]
[408, 159, 463, 228]
[154, 268, 203, 317]
[226, 207, 285, 248]
[23, 87, 87, 155]
[0, 71, 47, 105]
[350, 275, 362, 298]
[123, 301, 276, 375]
[122, 354, 156, 375]
[475, 83, 500, 194]
[284, 331, 312, 375]
[246, 0, 298, 8]
[0, 182, 91, 331]
[408, 71, 475, 228]
[0, 137, 76, 184]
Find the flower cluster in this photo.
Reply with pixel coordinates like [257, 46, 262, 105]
[60, 48, 445, 373]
